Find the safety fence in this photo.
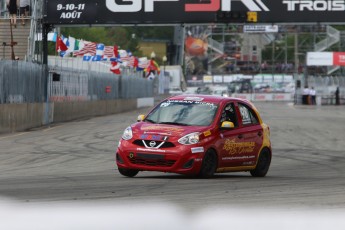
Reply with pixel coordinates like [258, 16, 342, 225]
[307, 75, 345, 105]
[48, 67, 153, 102]
[0, 60, 154, 104]
[0, 60, 47, 104]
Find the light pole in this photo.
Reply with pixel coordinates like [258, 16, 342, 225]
[162, 55, 167, 75]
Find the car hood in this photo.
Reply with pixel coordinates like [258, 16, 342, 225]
[132, 122, 209, 139]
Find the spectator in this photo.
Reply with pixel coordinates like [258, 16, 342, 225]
[309, 87, 316, 105]
[302, 85, 310, 105]
[19, 0, 30, 26]
[144, 57, 160, 79]
[335, 86, 340, 105]
[6, 0, 18, 28]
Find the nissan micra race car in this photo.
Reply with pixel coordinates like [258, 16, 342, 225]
[116, 95, 271, 178]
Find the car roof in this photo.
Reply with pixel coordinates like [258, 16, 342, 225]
[166, 94, 250, 104]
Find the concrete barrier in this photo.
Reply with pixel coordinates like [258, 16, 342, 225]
[0, 103, 45, 134]
[231, 93, 293, 102]
[0, 97, 154, 134]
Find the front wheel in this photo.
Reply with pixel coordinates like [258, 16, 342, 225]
[250, 149, 271, 177]
[118, 168, 139, 177]
[198, 150, 217, 178]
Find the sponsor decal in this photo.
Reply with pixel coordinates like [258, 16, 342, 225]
[160, 102, 170, 107]
[137, 148, 166, 152]
[222, 155, 255, 160]
[191, 147, 204, 153]
[149, 141, 157, 147]
[273, 94, 285, 100]
[167, 100, 217, 108]
[223, 139, 255, 155]
[140, 134, 166, 140]
[254, 94, 266, 100]
[183, 97, 204, 101]
[283, 0, 345, 11]
[203, 130, 212, 137]
[141, 125, 184, 133]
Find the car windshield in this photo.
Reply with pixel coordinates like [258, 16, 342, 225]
[145, 99, 218, 126]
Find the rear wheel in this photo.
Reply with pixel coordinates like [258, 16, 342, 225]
[250, 149, 271, 177]
[199, 150, 217, 178]
[118, 168, 139, 177]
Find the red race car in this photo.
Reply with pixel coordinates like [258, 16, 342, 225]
[116, 95, 271, 178]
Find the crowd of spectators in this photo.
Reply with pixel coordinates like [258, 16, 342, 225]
[222, 61, 328, 75]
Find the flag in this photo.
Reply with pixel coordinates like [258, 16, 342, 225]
[67, 36, 76, 53]
[132, 56, 139, 68]
[138, 57, 149, 70]
[59, 35, 72, 57]
[91, 55, 102, 62]
[83, 54, 92, 61]
[104, 46, 114, 58]
[109, 57, 121, 62]
[119, 50, 131, 63]
[110, 61, 121, 74]
[113, 45, 119, 58]
[61, 35, 69, 48]
[76, 40, 85, 52]
[96, 43, 105, 56]
[56, 36, 68, 52]
[73, 42, 97, 56]
[48, 32, 57, 42]
[74, 39, 80, 51]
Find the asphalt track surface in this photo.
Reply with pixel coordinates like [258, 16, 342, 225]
[1, 102, 345, 222]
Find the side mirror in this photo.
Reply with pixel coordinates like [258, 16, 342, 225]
[137, 114, 145, 122]
[221, 121, 235, 129]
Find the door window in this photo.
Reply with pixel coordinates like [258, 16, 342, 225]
[220, 103, 238, 127]
[238, 103, 258, 125]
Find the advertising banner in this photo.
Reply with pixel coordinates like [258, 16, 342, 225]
[44, 0, 345, 25]
[243, 25, 278, 33]
[306, 52, 333, 66]
[333, 52, 345, 66]
[307, 52, 345, 66]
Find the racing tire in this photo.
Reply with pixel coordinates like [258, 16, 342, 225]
[118, 168, 139, 177]
[250, 149, 271, 177]
[198, 150, 217, 178]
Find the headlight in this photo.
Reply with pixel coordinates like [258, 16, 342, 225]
[122, 126, 133, 140]
[178, 132, 200, 145]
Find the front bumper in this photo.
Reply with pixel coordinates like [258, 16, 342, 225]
[116, 140, 205, 175]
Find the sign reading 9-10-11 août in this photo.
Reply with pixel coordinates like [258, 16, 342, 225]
[44, 0, 345, 25]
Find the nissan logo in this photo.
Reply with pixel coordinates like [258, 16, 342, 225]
[149, 141, 156, 147]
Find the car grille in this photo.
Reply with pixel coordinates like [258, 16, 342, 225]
[132, 140, 175, 148]
[127, 155, 176, 167]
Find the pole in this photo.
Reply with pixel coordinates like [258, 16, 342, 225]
[42, 24, 49, 65]
[9, 20, 15, 60]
